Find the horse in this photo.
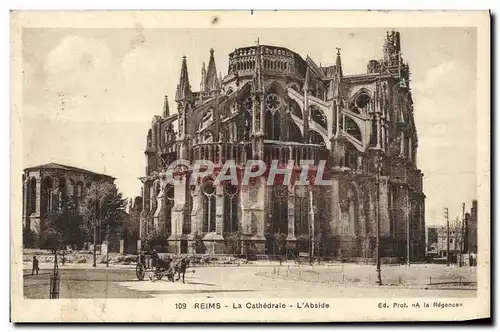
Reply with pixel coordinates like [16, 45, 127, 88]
[150, 253, 176, 282]
[173, 257, 191, 284]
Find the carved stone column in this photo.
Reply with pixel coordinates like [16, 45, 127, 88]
[167, 177, 186, 254]
[215, 185, 224, 235]
[35, 178, 41, 216]
[188, 185, 203, 254]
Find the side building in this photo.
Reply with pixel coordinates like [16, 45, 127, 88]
[22, 162, 115, 235]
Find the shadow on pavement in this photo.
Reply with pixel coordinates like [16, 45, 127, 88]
[184, 281, 216, 286]
[149, 289, 256, 295]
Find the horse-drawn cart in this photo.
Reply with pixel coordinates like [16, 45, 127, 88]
[135, 251, 194, 282]
[135, 251, 153, 281]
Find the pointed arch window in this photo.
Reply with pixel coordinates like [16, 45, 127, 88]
[199, 108, 214, 131]
[223, 183, 239, 233]
[27, 177, 37, 215]
[294, 186, 308, 236]
[41, 177, 54, 214]
[349, 91, 371, 114]
[264, 93, 282, 140]
[201, 178, 216, 233]
[269, 185, 289, 235]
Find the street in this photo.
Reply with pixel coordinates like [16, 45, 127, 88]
[23, 263, 477, 299]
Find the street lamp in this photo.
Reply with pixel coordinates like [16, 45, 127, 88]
[106, 224, 110, 267]
[375, 152, 383, 285]
[93, 187, 97, 268]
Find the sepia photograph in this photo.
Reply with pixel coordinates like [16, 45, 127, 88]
[10, 10, 490, 322]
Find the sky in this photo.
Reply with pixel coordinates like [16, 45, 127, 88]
[21, 27, 477, 226]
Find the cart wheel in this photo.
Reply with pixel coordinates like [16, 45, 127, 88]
[136, 263, 145, 281]
[157, 274, 163, 280]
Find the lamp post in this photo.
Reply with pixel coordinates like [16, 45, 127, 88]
[93, 187, 97, 268]
[375, 152, 382, 285]
[106, 224, 110, 268]
[49, 247, 60, 299]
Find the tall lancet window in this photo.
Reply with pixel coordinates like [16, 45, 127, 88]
[27, 177, 37, 215]
[264, 93, 282, 140]
[223, 183, 239, 233]
[201, 178, 216, 233]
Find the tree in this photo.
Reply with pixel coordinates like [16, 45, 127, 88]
[40, 197, 85, 249]
[81, 181, 127, 248]
[38, 223, 63, 250]
[122, 197, 141, 249]
[23, 228, 38, 248]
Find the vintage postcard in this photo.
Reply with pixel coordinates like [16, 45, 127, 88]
[10, 10, 490, 322]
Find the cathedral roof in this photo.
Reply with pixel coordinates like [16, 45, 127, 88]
[24, 162, 115, 179]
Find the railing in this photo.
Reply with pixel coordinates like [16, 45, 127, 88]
[228, 46, 301, 79]
[192, 141, 330, 167]
[263, 141, 329, 166]
[192, 142, 253, 166]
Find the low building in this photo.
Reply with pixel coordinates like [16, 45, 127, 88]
[22, 162, 115, 234]
[436, 223, 464, 263]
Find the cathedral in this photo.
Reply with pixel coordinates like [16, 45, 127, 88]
[139, 30, 426, 262]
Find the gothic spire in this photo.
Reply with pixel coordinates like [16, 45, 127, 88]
[335, 47, 343, 78]
[175, 56, 191, 102]
[163, 95, 170, 118]
[303, 66, 311, 93]
[328, 78, 335, 100]
[205, 48, 219, 92]
[200, 62, 206, 91]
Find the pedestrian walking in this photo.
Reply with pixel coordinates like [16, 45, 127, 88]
[32, 255, 40, 275]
